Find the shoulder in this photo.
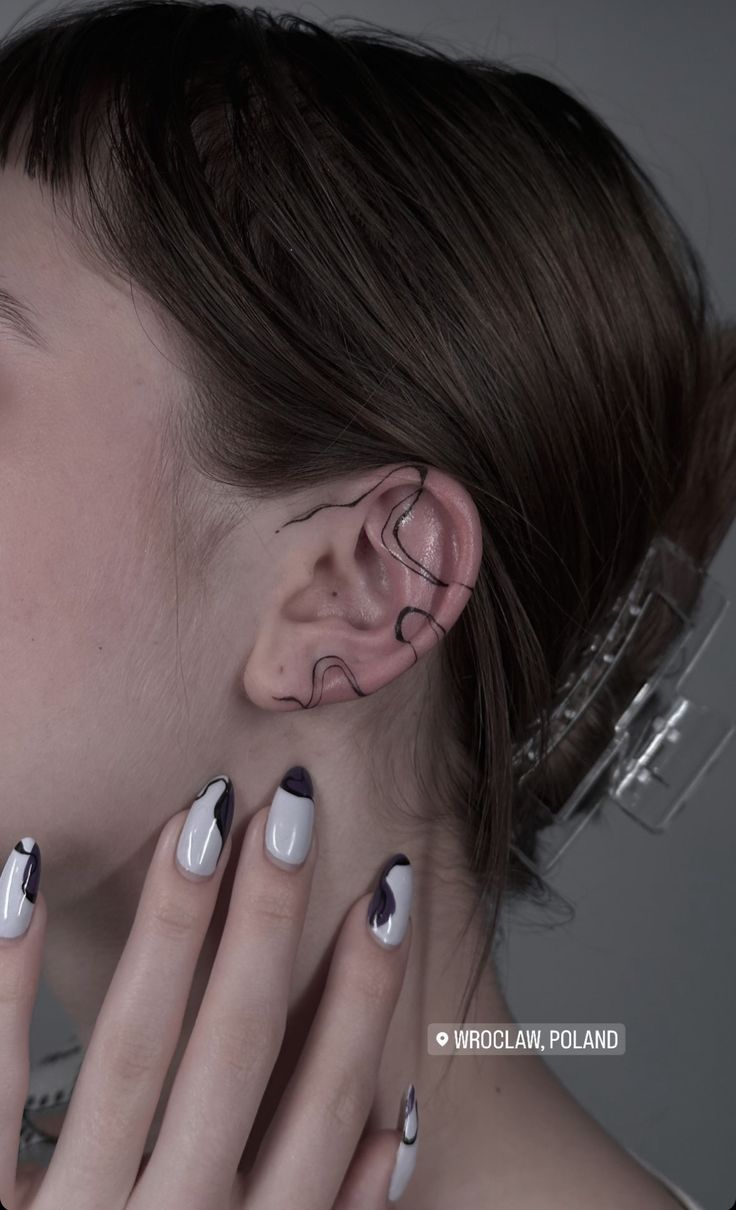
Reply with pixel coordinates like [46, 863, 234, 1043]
[624, 1149, 705, 1210]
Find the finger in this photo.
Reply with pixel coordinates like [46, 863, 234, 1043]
[245, 853, 413, 1210]
[131, 768, 317, 1210]
[40, 776, 235, 1210]
[331, 1129, 401, 1210]
[0, 838, 45, 1207]
[332, 1097, 419, 1209]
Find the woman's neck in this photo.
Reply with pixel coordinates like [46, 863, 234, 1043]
[36, 766, 665, 1208]
[38, 790, 512, 1179]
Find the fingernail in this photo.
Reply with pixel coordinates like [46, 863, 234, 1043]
[264, 766, 314, 867]
[367, 854, 412, 948]
[176, 776, 233, 877]
[0, 838, 41, 939]
[388, 1083, 419, 1202]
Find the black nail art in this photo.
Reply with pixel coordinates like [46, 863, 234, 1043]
[280, 766, 313, 798]
[368, 853, 410, 929]
[199, 777, 235, 846]
[16, 840, 41, 903]
[401, 1084, 418, 1145]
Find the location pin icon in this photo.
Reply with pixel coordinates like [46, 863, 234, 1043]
[436, 1031, 449, 1047]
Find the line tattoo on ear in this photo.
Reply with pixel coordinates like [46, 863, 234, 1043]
[395, 605, 446, 666]
[275, 462, 474, 591]
[273, 653, 367, 708]
[272, 463, 475, 706]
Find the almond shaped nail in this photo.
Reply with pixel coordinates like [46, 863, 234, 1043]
[367, 853, 412, 947]
[264, 766, 314, 867]
[176, 776, 233, 877]
[388, 1083, 419, 1201]
[0, 838, 41, 939]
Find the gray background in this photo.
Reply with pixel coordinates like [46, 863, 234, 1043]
[2, 1, 734, 1206]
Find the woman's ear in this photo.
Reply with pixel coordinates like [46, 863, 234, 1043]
[243, 463, 482, 710]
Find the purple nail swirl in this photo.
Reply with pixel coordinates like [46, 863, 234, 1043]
[368, 853, 410, 928]
[281, 766, 313, 798]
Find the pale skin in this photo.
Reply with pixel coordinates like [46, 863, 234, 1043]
[0, 162, 683, 1208]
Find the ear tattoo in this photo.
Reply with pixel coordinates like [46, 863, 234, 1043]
[273, 463, 474, 707]
[395, 604, 446, 666]
[272, 653, 367, 708]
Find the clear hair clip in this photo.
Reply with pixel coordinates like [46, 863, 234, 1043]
[510, 536, 734, 878]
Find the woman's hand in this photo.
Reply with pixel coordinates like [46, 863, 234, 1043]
[0, 767, 417, 1210]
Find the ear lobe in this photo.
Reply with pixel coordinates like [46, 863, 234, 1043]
[244, 463, 482, 711]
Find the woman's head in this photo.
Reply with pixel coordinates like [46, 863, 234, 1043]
[1, 2, 734, 997]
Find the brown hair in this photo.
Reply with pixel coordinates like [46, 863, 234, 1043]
[2, 1, 734, 1011]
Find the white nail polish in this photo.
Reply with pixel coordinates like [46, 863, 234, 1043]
[265, 767, 314, 866]
[0, 838, 41, 939]
[367, 854, 412, 947]
[176, 777, 233, 877]
[388, 1084, 418, 1202]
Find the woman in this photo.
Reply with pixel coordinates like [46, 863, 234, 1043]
[0, 2, 732, 1206]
